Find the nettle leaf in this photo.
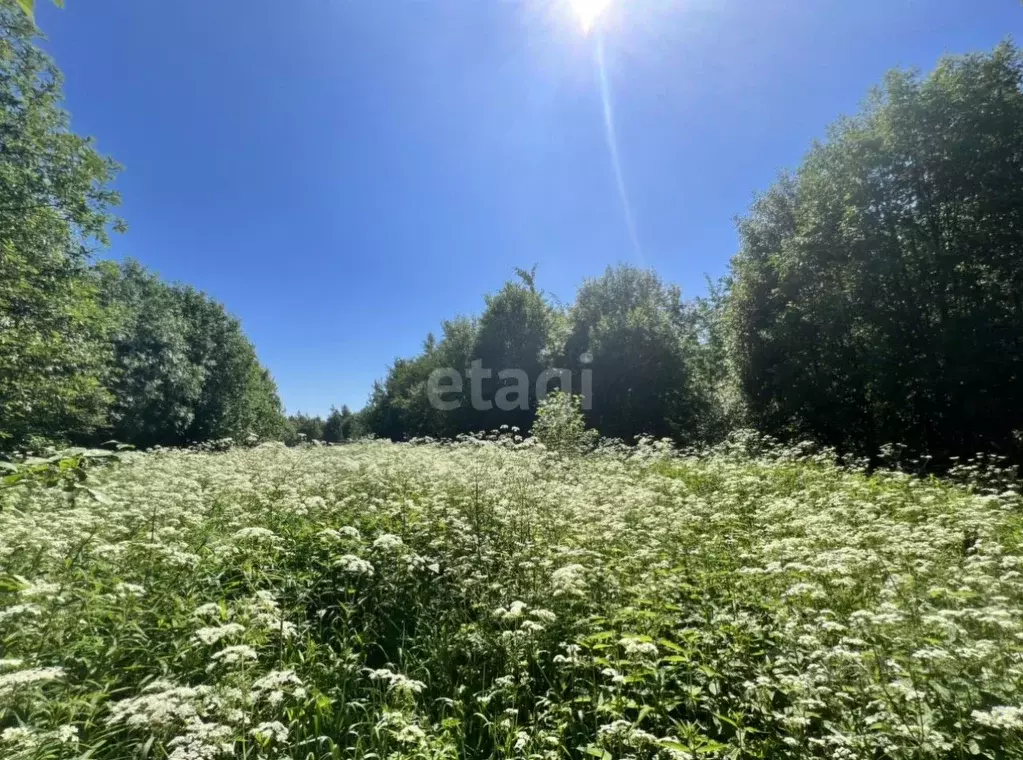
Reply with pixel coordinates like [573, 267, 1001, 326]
[0, 574, 25, 593]
[657, 638, 684, 652]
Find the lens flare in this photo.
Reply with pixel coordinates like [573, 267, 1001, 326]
[568, 0, 612, 34]
[596, 36, 642, 262]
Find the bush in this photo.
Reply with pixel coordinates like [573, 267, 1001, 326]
[532, 391, 597, 454]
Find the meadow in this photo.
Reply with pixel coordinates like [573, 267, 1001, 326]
[1, 434, 1022, 759]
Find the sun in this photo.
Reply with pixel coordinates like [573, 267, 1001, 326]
[567, 0, 613, 34]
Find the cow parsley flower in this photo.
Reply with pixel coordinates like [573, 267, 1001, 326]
[250, 720, 289, 743]
[194, 623, 245, 646]
[207, 645, 258, 670]
[335, 554, 374, 576]
[551, 564, 587, 596]
[372, 533, 403, 551]
[0, 667, 65, 700]
[972, 705, 1023, 730]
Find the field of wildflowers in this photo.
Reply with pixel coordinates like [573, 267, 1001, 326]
[1, 434, 1022, 759]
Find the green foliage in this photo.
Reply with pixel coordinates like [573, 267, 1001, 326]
[287, 412, 326, 443]
[0, 9, 286, 453]
[531, 390, 596, 454]
[97, 260, 288, 448]
[564, 266, 716, 443]
[96, 261, 205, 446]
[322, 405, 354, 443]
[363, 265, 724, 445]
[0, 446, 122, 502]
[0, 5, 122, 448]
[729, 43, 1023, 463]
[7, 0, 63, 23]
[473, 268, 564, 431]
[362, 317, 480, 440]
[8, 0, 42, 22]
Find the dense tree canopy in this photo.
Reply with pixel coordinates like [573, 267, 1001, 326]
[323, 405, 355, 443]
[0, 5, 122, 448]
[360, 44, 1023, 461]
[361, 265, 722, 444]
[361, 317, 479, 440]
[563, 266, 709, 443]
[729, 42, 1023, 462]
[98, 261, 288, 447]
[288, 412, 326, 443]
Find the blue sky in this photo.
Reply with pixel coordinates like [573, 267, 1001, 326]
[37, 0, 1022, 416]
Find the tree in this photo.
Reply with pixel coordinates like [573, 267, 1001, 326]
[361, 266, 730, 445]
[323, 405, 354, 443]
[729, 43, 1023, 462]
[0, 5, 122, 448]
[361, 270, 566, 441]
[288, 412, 325, 442]
[178, 284, 286, 443]
[471, 268, 562, 431]
[563, 265, 709, 442]
[9, 0, 57, 22]
[96, 261, 204, 446]
[362, 317, 479, 440]
[97, 260, 287, 447]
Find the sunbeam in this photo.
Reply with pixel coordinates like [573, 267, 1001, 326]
[596, 35, 643, 263]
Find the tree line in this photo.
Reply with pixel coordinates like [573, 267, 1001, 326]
[354, 265, 729, 446]
[358, 41, 1023, 466]
[0, 6, 287, 451]
[5, 0, 1023, 466]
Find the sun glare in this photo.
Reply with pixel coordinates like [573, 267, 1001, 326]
[568, 0, 612, 34]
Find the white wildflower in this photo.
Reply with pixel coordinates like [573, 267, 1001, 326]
[334, 554, 374, 576]
[250, 720, 289, 743]
[372, 533, 403, 551]
[194, 623, 245, 646]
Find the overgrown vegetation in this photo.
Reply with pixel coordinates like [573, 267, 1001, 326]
[2, 435, 1022, 759]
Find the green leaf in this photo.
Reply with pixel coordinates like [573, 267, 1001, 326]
[0, 575, 26, 593]
[16, 0, 33, 19]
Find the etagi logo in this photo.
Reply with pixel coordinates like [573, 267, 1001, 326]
[426, 354, 593, 411]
